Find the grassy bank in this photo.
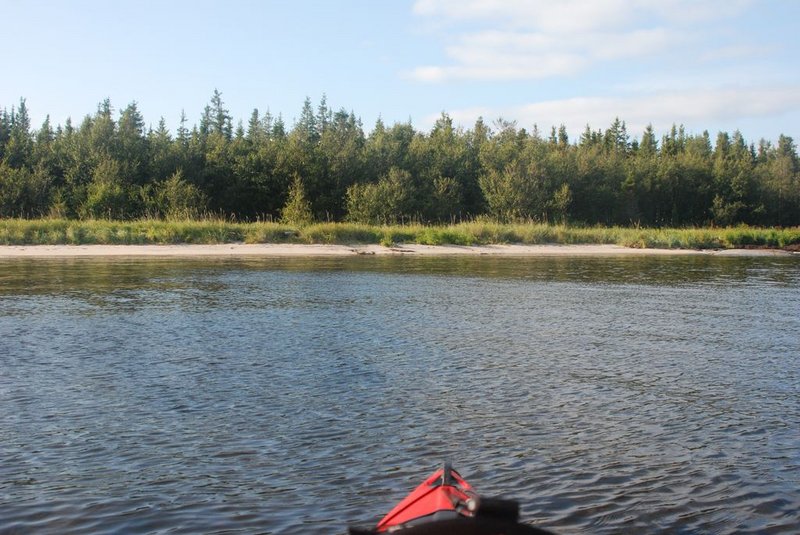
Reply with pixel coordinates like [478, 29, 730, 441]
[1, 218, 799, 250]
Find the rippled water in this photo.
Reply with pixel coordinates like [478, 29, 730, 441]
[1, 255, 798, 534]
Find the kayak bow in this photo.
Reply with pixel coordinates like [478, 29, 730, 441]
[376, 463, 476, 531]
[350, 464, 555, 534]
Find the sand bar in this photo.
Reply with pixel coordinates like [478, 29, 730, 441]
[0, 243, 795, 258]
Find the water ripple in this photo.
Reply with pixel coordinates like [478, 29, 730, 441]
[1, 256, 798, 533]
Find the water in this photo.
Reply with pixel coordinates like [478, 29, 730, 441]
[1, 255, 798, 534]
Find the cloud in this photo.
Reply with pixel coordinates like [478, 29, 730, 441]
[410, 0, 753, 82]
[412, 0, 636, 32]
[698, 44, 773, 63]
[406, 26, 675, 81]
[430, 86, 800, 138]
[413, 0, 751, 30]
[652, 0, 752, 24]
[410, 43, 586, 82]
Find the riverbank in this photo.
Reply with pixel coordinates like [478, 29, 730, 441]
[2, 219, 799, 252]
[0, 243, 795, 258]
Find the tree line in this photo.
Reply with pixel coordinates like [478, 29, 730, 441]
[1, 91, 798, 226]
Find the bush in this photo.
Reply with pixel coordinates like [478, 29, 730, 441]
[346, 167, 417, 224]
[154, 170, 207, 220]
[280, 175, 314, 225]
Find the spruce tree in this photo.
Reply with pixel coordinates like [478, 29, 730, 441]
[280, 174, 313, 225]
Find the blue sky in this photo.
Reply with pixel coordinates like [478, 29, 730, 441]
[3, 0, 799, 143]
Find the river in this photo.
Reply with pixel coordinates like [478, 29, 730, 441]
[1, 255, 798, 534]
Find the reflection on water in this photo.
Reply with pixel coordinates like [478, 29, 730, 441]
[2, 255, 799, 295]
[1, 255, 799, 534]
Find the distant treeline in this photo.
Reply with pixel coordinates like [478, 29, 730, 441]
[1, 92, 798, 226]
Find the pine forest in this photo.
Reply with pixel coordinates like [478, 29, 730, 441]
[1, 92, 798, 228]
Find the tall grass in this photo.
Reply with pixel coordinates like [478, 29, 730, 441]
[0, 218, 798, 250]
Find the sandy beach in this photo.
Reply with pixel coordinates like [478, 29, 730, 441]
[0, 243, 794, 258]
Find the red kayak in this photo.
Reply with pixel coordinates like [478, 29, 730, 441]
[376, 464, 477, 531]
[350, 464, 554, 534]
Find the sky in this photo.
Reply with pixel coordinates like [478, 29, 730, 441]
[3, 0, 799, 144]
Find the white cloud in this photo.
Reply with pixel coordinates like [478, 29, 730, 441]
[406, 26, 674, 81]
[413, 0, 751, 30]
[412, 0, 636, 32]
[410, 0, 753, 82]
[698, 44, 773, 63]
[408, 32, 587, 81]
[590, 28, 673, 60]
[652, 0, 752, 24]
[409, 53, 584, 82]
[430, 86, 800, 138]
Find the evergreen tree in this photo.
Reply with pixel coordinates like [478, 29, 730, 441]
[640, 124, 658, 157]
[605, 117, 628, 153]
[177, 110, 190, 145]
[0, 162, 53, 217]
[154, 169, 207, 219]
[199, 105, 212, 140]
[281, 174, 314, 225]
[0, 108, 11, 160]
[210, 89, 233, 139]
[148, 117, 175, 182]
[33, 115, 56, 173]
[89, 99, 116, 162]
[317, 108, 366, 219]
[247, 108, 265, 144]
[295, 97, 318, 144]
[4, 98, 33, 168]
[0, 94, 798, 227]
[117, 102, 147, 184]
[557, 125, 569, 148]
[316, 94, 331, 135]
[81, 157, 129, 219]
[272, 113, 286, 139]
[759, 135, 799, 225]
[711, 131, 756, 224]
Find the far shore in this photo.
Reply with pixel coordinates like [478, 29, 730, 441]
[0, 243, 795, 258]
